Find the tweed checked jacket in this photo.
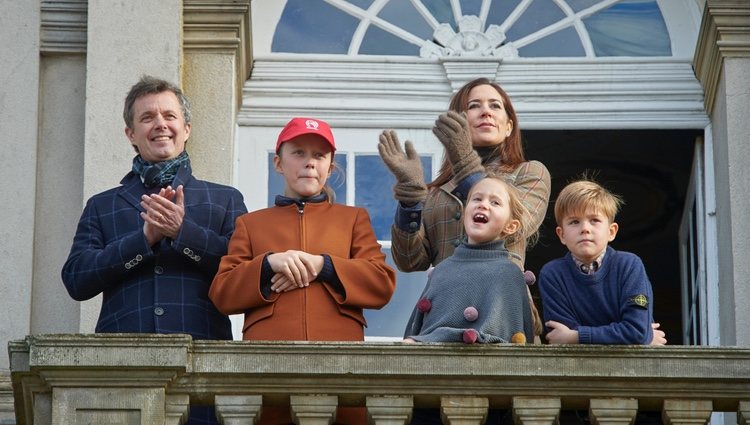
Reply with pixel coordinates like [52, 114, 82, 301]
[391, 160, 550, 271]
[62, 163, 247, 340]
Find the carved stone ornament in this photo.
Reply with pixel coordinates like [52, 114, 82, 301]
[420, 15, 518, 59]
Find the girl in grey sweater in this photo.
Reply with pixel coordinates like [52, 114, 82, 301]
[404, 175, 536, 344]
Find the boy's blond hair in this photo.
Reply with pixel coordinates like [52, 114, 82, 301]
[468, 173, 536, 246]
[554, 179, 624, 226]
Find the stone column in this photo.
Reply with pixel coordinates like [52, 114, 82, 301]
[512, 397, 561, 425]
[739, 401, 750, 425]
[182, 0, 252, 185]
[0, 0, 40, 373]
[439, 396, 488, 425]
[215, 395, 263, 424]
[34, 0, 89, 337]
[289, 395, 338, 425]
[78, 0, 183, 332]
[693, 0, 750, 346]
[366, 395, 414, 425]
[661, 400, 712, 425]
[588, 398, 638, 425]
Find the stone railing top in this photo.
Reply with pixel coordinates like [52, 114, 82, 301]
[9, 334, 750, 411]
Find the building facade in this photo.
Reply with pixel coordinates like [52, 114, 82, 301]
[1, 0, 749, 421]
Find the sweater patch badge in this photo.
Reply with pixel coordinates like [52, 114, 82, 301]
[628, 294, 649, 309]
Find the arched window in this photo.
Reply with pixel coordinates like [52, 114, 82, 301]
[272, 0, 671, 58]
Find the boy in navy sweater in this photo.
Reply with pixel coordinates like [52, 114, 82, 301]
[538, 179, 667, 345]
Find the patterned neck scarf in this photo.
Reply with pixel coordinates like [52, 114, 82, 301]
[476, 145, 502, 166]
[132, 151, 190, 188]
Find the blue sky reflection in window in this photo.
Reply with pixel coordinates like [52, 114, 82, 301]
[271, 0, 671, 57]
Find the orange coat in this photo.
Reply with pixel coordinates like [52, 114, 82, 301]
[209, 201, 396, 341]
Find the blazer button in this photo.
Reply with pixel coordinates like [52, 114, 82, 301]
[154, 266, 164, 275]
[408, 222, 419, 231]
[154, 307, 165, 316]
[454, 212, 461, 220]
[183, 247, 192, 255]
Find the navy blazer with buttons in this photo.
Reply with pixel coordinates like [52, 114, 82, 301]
[62, 163, 247, 340]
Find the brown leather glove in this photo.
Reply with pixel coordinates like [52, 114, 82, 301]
[378, 130, 428, 205]
[432, 111, 483, 183]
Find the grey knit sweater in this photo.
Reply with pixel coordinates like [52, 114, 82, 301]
[404, 239, 534, 343]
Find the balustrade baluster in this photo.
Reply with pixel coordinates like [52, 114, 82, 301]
[366, 395, 413, 425]
[588, 398, 638, 425]
[662, 399, 712, 425]
[290, 394, 338, 425]
[214, 395, 263, 425]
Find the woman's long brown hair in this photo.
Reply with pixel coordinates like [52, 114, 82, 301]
[428, 78, 526, 189]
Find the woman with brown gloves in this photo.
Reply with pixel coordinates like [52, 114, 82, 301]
[378, 77, 551, 338]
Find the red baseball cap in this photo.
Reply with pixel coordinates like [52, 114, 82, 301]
[276, 117, 336, 153]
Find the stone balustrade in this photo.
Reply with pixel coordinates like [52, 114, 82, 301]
[7, 334, 750, 424]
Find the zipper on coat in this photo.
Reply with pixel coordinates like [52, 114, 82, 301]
[296, 201, 308, 339]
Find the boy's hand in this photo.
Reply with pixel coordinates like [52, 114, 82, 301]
[544, 320, 579, 344]
[650, 323, 667, 345]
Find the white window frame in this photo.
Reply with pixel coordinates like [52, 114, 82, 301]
[677, 126, 720, 346]
[233, 0, 713, 340]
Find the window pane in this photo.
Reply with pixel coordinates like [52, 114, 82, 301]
[355, 155, 431, 240]
[345, 0, 374, 9]
[518, 26, 585, 57]
[329, 156, 348, 203]
[506, 0, 565, 41]
[566, 0, 602, 12]
[584, 0, 671, 56]
[272, 0, 359, 54]
[378, 1, 433, 39]
[486, 0, 521, 27]
[459, 0, 483, 17]
[364, 247, 428, 338]
[359, 24, 421, 56]
[267, 152, 347, 206]
[423, 0, 456, 31]
[267, 153, 285, 207]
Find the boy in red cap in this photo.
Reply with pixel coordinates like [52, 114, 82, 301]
[210, 117, 396, 425]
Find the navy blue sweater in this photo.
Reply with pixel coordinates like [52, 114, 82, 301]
[538, 247, 654, 344]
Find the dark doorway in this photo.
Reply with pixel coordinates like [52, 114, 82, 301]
[523, 129, 700, 345]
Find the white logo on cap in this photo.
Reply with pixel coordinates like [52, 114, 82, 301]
[305, 119, 319, 130]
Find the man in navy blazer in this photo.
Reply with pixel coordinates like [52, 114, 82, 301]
[62, 76, 247, 424]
